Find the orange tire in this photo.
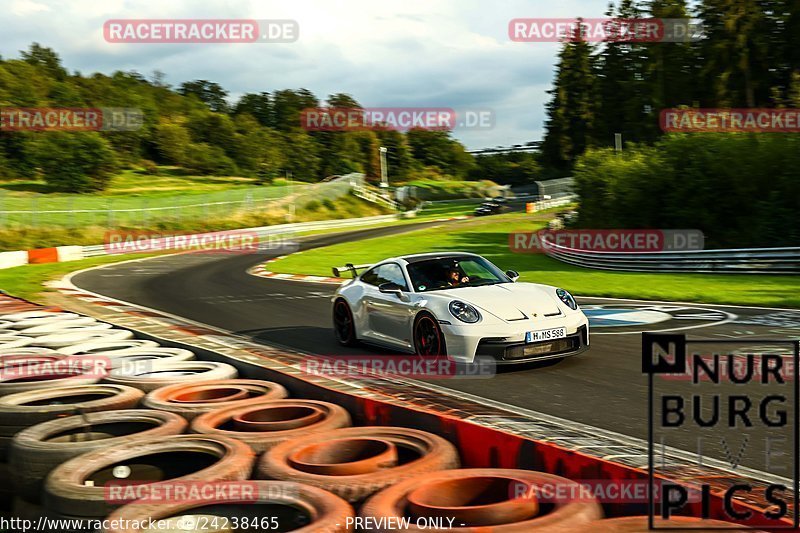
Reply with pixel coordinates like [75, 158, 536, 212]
[257, 427, 460, 502]
[104, 481, 355, 533]
[144, 379, 289, 420]
[361, 468, 603, 532]
[191, 399, 351, 452]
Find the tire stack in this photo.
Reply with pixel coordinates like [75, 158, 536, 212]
[0, 303, 767, 531]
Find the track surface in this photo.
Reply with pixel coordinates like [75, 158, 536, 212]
[73, 220, 799, 473]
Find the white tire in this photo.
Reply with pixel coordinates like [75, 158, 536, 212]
[72, 348, 195, 371]
[10, 314, 83, 329]
[19, 322, 112, 337]
[1, 311, 76, 322]
[0, 347, 56, 356]
[104, 361, 238, 392]
[35, 330, 134, 348]
[0, 336, 34, 349]
[58, 340, 159, 356]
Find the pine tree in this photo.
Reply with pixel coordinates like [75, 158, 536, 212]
[541, 19, 597, 169]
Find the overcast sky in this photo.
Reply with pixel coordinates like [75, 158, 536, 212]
[4, 0, 610, 150]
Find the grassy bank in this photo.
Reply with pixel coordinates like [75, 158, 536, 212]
[267, 213, 800, 308]
[0, 253, 166, 302]
[0, 166, 359, 241]
[0, 193, 390, 250]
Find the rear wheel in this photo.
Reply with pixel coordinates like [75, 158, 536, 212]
[332, 299, 357, 346]
[413, 313, 447, 357]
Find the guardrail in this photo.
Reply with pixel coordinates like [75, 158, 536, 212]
[541, 238, 800, 274]
[352, 183, 399, 210]
[525, 193, 577, 212]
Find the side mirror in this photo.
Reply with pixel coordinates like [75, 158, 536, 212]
[505, 270, 520, 282]
[379, 282, 404, 295]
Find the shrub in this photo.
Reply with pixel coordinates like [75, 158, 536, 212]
[32, 132, 118, 192]
[573, 133, 800, 247]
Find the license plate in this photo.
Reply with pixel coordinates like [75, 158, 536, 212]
[525, 327, 567, 343]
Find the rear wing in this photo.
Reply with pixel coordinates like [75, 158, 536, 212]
[332, 263, 372, 278]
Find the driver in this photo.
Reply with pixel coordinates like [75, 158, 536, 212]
[447, 267, 469, 286]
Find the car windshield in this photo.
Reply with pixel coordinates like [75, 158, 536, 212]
[406, 256, 509, 292]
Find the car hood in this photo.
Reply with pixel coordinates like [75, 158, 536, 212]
[433, 283, 563, 321]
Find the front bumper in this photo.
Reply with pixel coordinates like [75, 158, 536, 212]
[442, 312, 589, 365]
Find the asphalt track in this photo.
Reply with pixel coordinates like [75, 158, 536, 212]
[72, 220, 800, 474]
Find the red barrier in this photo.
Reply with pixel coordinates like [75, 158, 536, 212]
[27, 247, 59, 264]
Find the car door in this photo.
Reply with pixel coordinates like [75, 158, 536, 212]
[362, 263, 414, 348]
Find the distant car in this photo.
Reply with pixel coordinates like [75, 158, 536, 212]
[331, 252, 589, 365]
[474, 200, 504, 216]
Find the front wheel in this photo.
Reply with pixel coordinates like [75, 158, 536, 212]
[413, 313, 447, 357]
[332, 299, 357, 346]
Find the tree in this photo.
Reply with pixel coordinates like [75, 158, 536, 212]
[541, 20, 596, 169]
[375, 129, 415, 182]
[153, 121, 192, 166]
[21, 43, 67, 81]
[234, 92, 272, 126]
[32, 132, 117, 192]
[645, 0, 696, 114]
[696, 0, 775, 107]
[271, 89, 319, 131]
[280, 130, 321, 181]
[179, 80, 230, 113]
[594, 0, 656, 145]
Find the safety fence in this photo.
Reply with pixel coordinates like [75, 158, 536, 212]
[0, 213, 399, 269]
[0, 174, 364, 229]
[542, 237, 800, 274]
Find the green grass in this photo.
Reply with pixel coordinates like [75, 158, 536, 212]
[268, 213, 800, 308]
[0, 191, 389, 251]
[0, 166, 342, 228]
[0, 253, 164, 302]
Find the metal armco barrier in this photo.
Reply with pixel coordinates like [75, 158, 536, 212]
[542, 238, 800, 274]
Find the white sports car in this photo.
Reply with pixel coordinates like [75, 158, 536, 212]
[331, 252, 589, 364]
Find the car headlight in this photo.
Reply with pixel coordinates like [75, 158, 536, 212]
[449, 300, 481, 323]
[556, 288, 578, 310]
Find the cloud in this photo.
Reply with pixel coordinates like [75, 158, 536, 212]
[1, 0, 607, 149]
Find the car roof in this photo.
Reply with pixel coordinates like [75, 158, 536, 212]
[398, 252, 480, 264]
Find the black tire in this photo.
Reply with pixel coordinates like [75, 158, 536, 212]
[0, 463, 11, 512]
[44, 435, 255, 518]
[332, 299, 357, 347]
[413, 312, 447, 357]
[10, 409, 187, 503]
[0, 384, 144, 460]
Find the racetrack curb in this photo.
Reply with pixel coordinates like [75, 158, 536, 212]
[248, 257, 345, 285]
